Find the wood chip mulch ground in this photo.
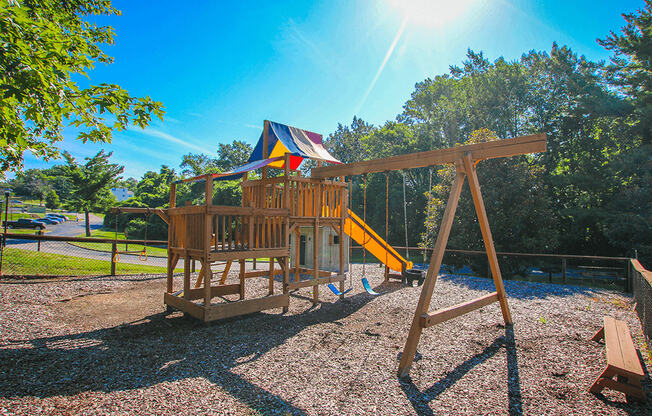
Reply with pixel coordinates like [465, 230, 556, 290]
[0, 264, 650, 415]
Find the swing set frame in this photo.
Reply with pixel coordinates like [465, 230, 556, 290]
[311, 132, 547, 376]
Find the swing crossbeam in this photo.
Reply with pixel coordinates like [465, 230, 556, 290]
[311, 133, 545, 178]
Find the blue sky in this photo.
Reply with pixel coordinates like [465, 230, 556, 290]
[21, 0, 645, 179]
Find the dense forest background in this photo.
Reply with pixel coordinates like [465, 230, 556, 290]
[5, 3, 651, 268]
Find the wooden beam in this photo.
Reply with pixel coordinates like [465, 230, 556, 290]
[287, 273, 345, 290]
[208, 248, 289, 261]
[204, 294, 289, 321]
[239, 259, 245, 300]
[262, 120, 270, 179]
[219, 259, 233, 284]
[184, 283, 241, 300]
[183, 254, 191, 301]
[164, 292, 204, 319]
[463, 153, 513, 325]
[311, 133, 546, 178]
[420, 292, 499, 328]
[299, 267, 331, 277]
[398, 168, 466, 378]
[244, 269, 284, 278]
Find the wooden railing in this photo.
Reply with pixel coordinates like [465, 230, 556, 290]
[242, 177, 347, 218]
[167, 205, 289, 253]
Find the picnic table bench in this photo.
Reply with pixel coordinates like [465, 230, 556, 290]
[589, 316, 647, 402]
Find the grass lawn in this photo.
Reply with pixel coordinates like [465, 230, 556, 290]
[2, 213, 35, 221]
[2, 229, 50, 235]
[1, 248, 175, 276]
[2, 212, 77, 222]
[72, 229, 168, 257]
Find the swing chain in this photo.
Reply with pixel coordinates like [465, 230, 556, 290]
[140, 208, 150, 262]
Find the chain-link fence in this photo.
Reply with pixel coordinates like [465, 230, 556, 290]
[350, 245, 631, 291]
[0, 233, 172, 278]
[632, 259, 652, 344]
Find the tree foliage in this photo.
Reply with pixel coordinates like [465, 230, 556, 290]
[0, 0, 164, 176]
[61, 150, 123, 236]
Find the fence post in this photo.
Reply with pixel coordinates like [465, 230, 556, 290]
[0, 234, 4, 276]
[562, 258, 566, 284]
[37, 230, 42, 252]
[111, 242, 117, 276]
[626, 259, 632, 293]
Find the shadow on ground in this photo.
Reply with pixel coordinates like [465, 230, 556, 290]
[399, 325, 523, 416]
[0, 283, 400, 415]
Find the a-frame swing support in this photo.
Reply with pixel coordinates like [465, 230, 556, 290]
[311, 133, 547, 377]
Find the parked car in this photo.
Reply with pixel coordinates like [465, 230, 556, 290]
[46, 213, 67, 222]
[42, 215, 63, 223]
[34, 218, 59, 225]
[3, 218, 46, 229]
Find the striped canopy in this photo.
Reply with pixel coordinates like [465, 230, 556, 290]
[177, 121, 340, 184]
[248, 121, 340, 169]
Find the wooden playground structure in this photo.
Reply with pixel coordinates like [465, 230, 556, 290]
[115, 120, 547, 377]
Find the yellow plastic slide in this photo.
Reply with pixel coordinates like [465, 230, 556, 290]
[344, 209, 413, 272]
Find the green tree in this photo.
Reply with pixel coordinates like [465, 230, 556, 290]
[216, 140, 253, 171]
[421, 129, 558, 276]
[62, 150, 123, 236]
[324, 117, 375, 164]
[599, 0, 652, 143]
[180, 153, 221, 177]
[133, 165, 176, 208]
[0, 0, 164, 177]
[45, 188, 60, 209]
[598, 1, 652, 265]
[8, 168, 45, 198]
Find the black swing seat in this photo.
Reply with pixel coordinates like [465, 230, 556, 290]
[402, 269, 425, 286]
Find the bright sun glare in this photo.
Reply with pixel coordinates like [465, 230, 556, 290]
[388, 0, 474, 28]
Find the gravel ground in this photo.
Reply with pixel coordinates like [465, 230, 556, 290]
[0, 264, 650, 415]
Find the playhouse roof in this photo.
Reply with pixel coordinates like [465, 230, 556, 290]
[177, 121, 340, 184]
[247, 121, 340, 169]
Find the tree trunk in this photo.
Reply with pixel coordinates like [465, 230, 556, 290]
[85, 210, 91, 237]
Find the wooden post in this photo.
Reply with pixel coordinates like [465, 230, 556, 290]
[183, 254, 191, 300]
[385, 172, 389, 283]
[398, 167, 466, 377]
[339, 179, 347, 297]
[203, 175, 213, 308]
[283, 255, 290, 313]
[169, 182, 177, 208]
[562, 258, 567, 284]
[203, 261, 212, 307]
[239, 259, 245, 300]
[295, 228, 301, 282]
[262, 120, 270, 179]
[205, 173, 213, 206]
[268, 257, 274, 295]
[313, 182, 321, 304]
[111, 242, 117, 276]
[462, 153, 512, 325]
